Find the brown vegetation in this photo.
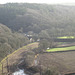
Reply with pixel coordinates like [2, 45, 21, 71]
[39, 51, 75, 75]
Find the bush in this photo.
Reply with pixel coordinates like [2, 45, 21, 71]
[43, 68, 59, 75]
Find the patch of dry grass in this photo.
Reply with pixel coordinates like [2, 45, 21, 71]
[39, 51, 75, 75]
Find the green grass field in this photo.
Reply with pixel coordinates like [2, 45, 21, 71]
[57, 36, 75, 39]
[47, 46, 75, 52]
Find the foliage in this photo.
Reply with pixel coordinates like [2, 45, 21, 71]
[22, 51, 35, 67]
[43, 68, 59, 75]
[38, 39, 56, 53]
[0, 3, 75, 37]
[39, 39, 50, 50]
[28, 66, 40, 73]
[0, 24, 29, 61]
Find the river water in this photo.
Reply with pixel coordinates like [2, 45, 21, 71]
[12, 59, 38, 75]
[12, 69, 27, 75]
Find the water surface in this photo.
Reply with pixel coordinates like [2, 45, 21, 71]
[12, 69, 27, 75]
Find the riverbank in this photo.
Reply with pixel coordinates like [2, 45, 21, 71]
[0, 42, 39, 75]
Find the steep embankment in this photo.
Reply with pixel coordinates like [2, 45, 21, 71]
[0, 42, 38, 75]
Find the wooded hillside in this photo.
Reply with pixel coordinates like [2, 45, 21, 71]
[0, 24, 29, 61]
[0, 3, 75, 37]
[0, 3, 75, 61]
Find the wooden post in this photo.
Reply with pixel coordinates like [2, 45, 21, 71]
[1, 63, 3, 75]
[39, 56, 42, 75]
[40, 64, 42, 75]
[6, 57, 9, 73]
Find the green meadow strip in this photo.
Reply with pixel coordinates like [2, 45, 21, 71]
[57, 36, 75, 39]
[47, 46, 75, 52]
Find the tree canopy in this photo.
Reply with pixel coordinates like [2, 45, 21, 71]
[0, 3, 75, 37]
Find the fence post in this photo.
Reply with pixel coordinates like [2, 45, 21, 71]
[1, 63, 3, 75]
[6, 57, 9, 73]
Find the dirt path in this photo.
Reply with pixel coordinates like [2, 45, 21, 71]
[57, 42, 75, 47]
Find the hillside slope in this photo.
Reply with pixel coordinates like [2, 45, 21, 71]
[0, 42, 38, 75]
[0, 3, 75, 37]
[0, 42, 75, 75]
[0, 24, 29, 61]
